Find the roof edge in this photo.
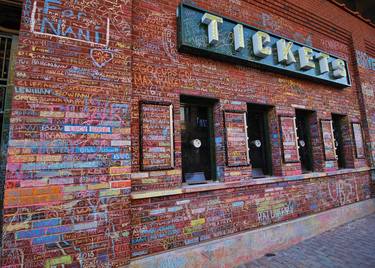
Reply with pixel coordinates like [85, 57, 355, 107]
[328, 0, 375, 28]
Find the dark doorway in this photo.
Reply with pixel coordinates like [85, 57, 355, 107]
[0, 0, 22, 252]
[247, 104, 272, 177]
[0, 0, 21, 147]
[180, 96, 216, 184]
[0, 35, 13, 144]
[295, 109, 314, 173]
[332, 114, 346, 169]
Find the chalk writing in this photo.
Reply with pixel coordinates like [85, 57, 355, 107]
[31, 0, 110, 46]
[140, 102, 174, 170]
[224, 111, 250, 167]
[90, 48, 115, 68]
[352, 123, 365, 158]
[320, 120, 336, 161]
[279, 116, 299, 163]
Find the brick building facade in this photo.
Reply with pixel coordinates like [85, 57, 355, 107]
[0, 0, 374, 267]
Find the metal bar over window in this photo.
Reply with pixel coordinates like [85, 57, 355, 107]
[0, 35, 12, 81]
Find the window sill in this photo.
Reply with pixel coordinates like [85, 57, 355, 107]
[130, 167, 372, 200]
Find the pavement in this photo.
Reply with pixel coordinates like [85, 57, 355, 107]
[240, 213, 375, 268]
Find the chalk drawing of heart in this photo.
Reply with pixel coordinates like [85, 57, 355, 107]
[90, 48, 114, 68]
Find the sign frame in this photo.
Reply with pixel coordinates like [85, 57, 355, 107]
[177, 3, 352, 88]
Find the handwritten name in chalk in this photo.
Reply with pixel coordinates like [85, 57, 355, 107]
[15, 87, 53, 95]
[63, 125, 112, 134]
[31, 0, 110, 46]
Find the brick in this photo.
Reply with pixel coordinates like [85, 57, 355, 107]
[46, 225, 73, 235]
[32, 235, 60, 245]
[88, 183, 110, 190]
[32, 218, 61, 228]
[16, 229, 45, 239]
[1, 0, 375, 267]
[111, 180, 131, 189]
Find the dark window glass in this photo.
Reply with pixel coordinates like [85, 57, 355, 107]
[332, 114, 346, 169]
[181, 97, 216, 184]
[247, 105, 272, 177]
[296, 109, 313, 173]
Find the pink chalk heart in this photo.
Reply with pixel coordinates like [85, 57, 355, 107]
[90, 48, 114, 68]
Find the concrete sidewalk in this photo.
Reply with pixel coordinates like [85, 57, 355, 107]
[240, 213, 375, 268]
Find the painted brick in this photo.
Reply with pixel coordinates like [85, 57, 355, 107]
[46, 225, 73, 235]
[32, 218, 61, 228]
[72, 222, 98, 231]
[111, 180, 132, 189]
[16, 229, 45, 240]
[44, 256, 73, 268]
[100, 189, 121, 197]
[32, 235, 61, 245]
[88, 183, 110, 190]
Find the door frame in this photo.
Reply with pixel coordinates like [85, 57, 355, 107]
[0, 33, 19, 254]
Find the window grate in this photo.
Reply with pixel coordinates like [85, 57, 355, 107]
[0, 85, 5, 113]
[0, 35, 12, 81]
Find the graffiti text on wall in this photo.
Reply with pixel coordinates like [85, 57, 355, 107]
[30, 0, 110, 46]
[356, 50, 375, 71]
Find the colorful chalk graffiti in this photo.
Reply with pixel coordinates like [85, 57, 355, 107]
[224, 111, 250, 167]
[1, 0, 133, 267]
[1, 0, 374, 267]
[131, 173, 371, 257]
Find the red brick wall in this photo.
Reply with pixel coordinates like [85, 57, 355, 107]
[131, 171, 372, 257]
[1, 0, 133, 267]
[131, 0, 370, 191]
[0, 0, 374, 267]
[129, 0, 375, 260]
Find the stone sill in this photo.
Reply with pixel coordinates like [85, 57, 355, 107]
[131, 167, 372, 200]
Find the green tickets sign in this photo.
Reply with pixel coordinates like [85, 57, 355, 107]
[177, 4, 351, 87]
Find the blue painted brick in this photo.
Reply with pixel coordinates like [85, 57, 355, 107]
[32, 235, 60, 245]
[16, 229, 45, 239]
[46, 225, 72, 235]
[32, 218, 61, 228]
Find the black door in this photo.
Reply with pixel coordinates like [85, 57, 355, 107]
[296, 110, 313, 172]
[332, 115, 346, 169]
[181, 102, 215, 184]
[247, 108, 271, 177]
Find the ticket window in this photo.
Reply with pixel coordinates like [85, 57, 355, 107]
[332, 114, 346, 169]
[247, 105, 272, 177]
[295, 109, 313, 173]
[180, 96, 216, 184]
